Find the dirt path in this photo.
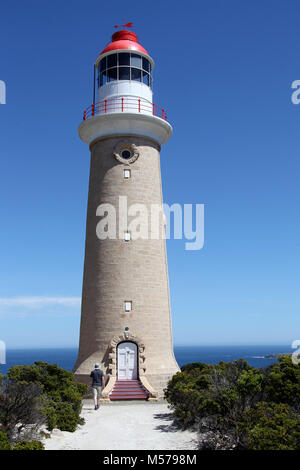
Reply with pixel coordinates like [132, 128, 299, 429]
[44, 400, 197, 450]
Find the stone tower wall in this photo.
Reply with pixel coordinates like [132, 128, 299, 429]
[73, 135, 180, 396]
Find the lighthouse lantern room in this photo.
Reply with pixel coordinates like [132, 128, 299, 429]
[96, 29, 153, 104]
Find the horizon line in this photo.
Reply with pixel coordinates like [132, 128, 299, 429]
[3, 343, 292, 351]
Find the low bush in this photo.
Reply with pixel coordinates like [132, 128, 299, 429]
[165, 355, 300, 450]
[0, 431, 11, 450]
[13, 440, 45, 450]
[7, 362, 88, 432]
[44, 401, 85, 432]
[241, 402, 300, 450]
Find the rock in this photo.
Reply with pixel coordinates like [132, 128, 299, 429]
[40, 428, 51, 438]
[51, 428, 63, 436]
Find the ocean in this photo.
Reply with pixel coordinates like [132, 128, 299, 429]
[0, 345, 292, 376]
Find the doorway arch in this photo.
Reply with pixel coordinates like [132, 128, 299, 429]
[117, 341, 138, 380]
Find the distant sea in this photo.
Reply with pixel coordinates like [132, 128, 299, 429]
[0, 345, 292, 376]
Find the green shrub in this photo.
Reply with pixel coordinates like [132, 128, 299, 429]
[165, 355, 300, 450]
[8, 362, 88, 432]
[0, 431, 11, 450]
[165, 359, 264, 430]
[13, 440, 45, 450]
[165, 363, 217, 428]
[241, 402, 300, 450]
[264, 355, 300, 406]
[44, 401, 85, 432]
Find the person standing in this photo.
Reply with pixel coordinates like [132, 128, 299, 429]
[90, 363, 104, 410]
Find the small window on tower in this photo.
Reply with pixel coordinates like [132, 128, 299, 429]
[124, 231, 131, 241]
[121, 149, 132, 160]
[124, 169, 131, 179]
[125, 301, 132, 312]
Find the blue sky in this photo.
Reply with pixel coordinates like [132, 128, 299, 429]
[0, 0, 299, 348]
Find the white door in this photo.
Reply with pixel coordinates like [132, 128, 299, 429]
[117, 342, 138, 380]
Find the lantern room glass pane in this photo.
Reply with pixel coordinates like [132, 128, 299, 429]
[131, 53, 142, 68]
[142, 57, 150, 72]
[99, 57, 106, 73]
[107, 68, 117, 82]
[119, 67, 130, 81]
[142, 70, 150, 86]
[100, 72, 107, 86]
[107, 54, 117, 69]
[131, 68, 141, 82]
[119, 52, 130, 66]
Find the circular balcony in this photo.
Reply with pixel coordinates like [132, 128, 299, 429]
[83, 96, 167, 121]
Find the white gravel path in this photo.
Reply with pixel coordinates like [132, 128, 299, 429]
[44, 400, 197, 450]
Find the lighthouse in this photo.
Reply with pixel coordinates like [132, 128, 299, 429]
[73, 26, 180, 400]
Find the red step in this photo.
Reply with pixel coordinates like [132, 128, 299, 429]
[110, 379, 149, 400]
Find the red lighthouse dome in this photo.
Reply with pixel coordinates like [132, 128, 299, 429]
[99, 30, 149, 57]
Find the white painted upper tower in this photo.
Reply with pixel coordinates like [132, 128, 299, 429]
[78, 27, 172, 146]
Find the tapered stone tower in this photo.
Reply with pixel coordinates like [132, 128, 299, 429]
[73, 27, 180, 400]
